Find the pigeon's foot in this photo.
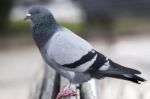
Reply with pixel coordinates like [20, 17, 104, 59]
[56, 88, 76, 99]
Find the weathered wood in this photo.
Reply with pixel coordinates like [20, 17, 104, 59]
[31, 67, 44, 99]
[39, 65, 60, 99]
[30, 64, 45, 99]
[81, 79, 100, 99]
[39, 65, 99, 99]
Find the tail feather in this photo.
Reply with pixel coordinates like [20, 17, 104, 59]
[109, 60, 141, 74]
[91, 60, 146, 84]
[106, 73, 146, 84]
[93, 71, 146, 84]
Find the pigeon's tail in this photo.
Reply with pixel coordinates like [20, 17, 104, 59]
[92, 60, 146, 84]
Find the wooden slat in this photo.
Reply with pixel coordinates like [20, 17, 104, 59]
[30, 64, 45, 99]
[81, 79, 100, 99]
[39, 65, 99, 99]
[39, 65, 60, 99]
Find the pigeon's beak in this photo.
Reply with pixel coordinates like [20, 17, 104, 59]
[24, 13, 31, 20]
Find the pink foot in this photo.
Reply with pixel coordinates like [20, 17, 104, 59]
[56, 89, 76, 99]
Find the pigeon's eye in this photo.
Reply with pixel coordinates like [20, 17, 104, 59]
[34, 10, 40, 14]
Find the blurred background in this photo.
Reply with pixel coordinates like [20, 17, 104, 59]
[0, 0, 150, 99]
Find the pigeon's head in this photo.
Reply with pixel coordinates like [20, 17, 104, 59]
[25, 6, 56, 25]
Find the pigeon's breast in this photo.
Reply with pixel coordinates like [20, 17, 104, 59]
[44, 28, 93, 66]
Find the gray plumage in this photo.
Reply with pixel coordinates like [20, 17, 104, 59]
[25, 6, 146, 84]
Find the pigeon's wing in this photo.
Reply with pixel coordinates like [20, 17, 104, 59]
[44, 27, 146, 84]
[45, 27, 106, 72]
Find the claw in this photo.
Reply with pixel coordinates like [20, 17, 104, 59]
[56, 89, 76, 99]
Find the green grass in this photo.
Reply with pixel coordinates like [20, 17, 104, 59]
[114, 18, 150, 34]
[60, 22, 83, 34]
[1, 18, 150, 37]
[2, 20, 83, 36]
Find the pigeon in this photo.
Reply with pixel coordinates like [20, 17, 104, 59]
[25, 6, 146, 99]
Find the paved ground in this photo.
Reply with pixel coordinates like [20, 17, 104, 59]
[0, 34, 150, 99]
[0, 45, 44, 99]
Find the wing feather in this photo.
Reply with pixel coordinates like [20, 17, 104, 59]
[45, 27, 94, 72]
